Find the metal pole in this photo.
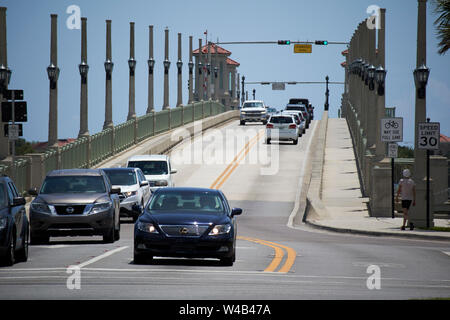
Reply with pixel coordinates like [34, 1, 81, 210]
[391, 157, 395, 218]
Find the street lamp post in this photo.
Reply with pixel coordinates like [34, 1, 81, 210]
[147, 25, 155, 113]
[324, 76, 329, 111]
[47, 14, 60, 147]
[103, 20, 114, 130]
[78, 17, 89, 138]
[163, 28, 170, 110]
[188, 35, 194, 104]
[176, 33, 183, 108]
[127, 22, 136, 121]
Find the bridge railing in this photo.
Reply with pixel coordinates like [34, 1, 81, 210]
[1, 101, 232, 195]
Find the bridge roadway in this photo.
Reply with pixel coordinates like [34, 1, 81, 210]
[0, 119, 449, 299]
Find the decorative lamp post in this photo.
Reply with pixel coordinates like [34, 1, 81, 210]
[413, 63, 430, 99]
[367, 64, 375, 91]
[375, 65, 387, 96]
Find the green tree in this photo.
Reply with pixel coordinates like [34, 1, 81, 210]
[14, 138, 36, 155]
[433, 0, 450, 55]
[398, 145, 414, 158]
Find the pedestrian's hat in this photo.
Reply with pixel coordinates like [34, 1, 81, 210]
[402, 169, 411, 178]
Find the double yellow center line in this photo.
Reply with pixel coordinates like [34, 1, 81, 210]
[238, 236, 296, 273]
[209, 130, 264, 190]
[207, 127, 296, 273]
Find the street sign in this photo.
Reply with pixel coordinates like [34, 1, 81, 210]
[1, 101, 28, 122]
[294, 44, 312, 53]
[388, 143, 398, 158]
[385, 107, 396, 118]
[381, 117, 403, 142]
[4, 89, 24, 101]
[272, 82, 285, 90]
[418, 122, 440, 150]
[4, 124, 22, 140]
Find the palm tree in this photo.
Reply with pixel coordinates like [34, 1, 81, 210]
[433, 0, 450, 55]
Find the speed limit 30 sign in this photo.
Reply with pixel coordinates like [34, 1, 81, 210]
[418, 122, 440, 150]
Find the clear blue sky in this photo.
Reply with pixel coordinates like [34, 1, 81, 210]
[3, 0, 449, 146]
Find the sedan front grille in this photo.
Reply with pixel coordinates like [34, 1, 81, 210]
[160, 224, 210, 237]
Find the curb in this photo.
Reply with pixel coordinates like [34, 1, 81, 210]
[303, 219, 450, 241]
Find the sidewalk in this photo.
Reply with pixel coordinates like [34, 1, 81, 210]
[305, 117, 450, 241]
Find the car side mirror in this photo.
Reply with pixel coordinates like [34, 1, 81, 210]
[111, 187, 121, 194]
[170, 169, 177, 174]
[140, 181, 149, 187]
[12, 197, 26, 206]
[28, 188, 38, 196]
[231, 208, 242, 217]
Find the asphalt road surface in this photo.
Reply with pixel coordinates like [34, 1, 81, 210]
[0, 120, 449, 300]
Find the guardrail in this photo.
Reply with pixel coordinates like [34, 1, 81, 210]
[0, 100, 231, 195]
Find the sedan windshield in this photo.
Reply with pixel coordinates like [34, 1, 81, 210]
[103, 170, 137, 186]
[128, 161, 168, 175]
[148, 191, 225, 214]
[40, 176, 106, 194]
[243, 102, 264, 108]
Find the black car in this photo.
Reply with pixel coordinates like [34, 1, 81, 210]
[29, 169, 121, 244]
[134, 187, 242, 266]
[0, 176, 29, 266]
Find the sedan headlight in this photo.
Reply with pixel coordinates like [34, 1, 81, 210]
[91, 201, 112, 214]
[208, 224, 232, 236]
[154, 180, 168, 187]
[0, 217, 7, 230]
[30, 202, 52, 214]
[137, 222, 159, 234]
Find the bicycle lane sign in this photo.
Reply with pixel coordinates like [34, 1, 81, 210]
[381, 117, 403, 142]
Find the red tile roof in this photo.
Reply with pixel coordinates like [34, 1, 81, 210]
[341, 49, 348, 56]
[226, 57, 240, 66]
[441, 134, 450, 143]
[192, 43, 231, 55]
[33, 138, 77, 151]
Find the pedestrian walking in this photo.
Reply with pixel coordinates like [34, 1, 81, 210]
[395, 169, 416, 230]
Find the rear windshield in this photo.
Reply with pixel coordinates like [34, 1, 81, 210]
[243, 102, 264, 108]
[269, 116, 293, 124]
[41, 176, 106, 194]
[128, 160, 168, 175]
[286, 105, 306, 111]
[103, 170, 137, 186]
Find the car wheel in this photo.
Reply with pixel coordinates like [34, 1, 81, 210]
[293, 139, 298, 145]
[240, 120, 245, 126]
[16, 226, 29, 262]
[133, 250, 153, 265]
[220, 256, 234, 266]
[262, 120, 267, 125]
[266, 138, 271, 144]
[2, 230, 16, 266]
[30, 232, 49, 245]
[103, 225, 115, 243]
[114, 220, 120, 241]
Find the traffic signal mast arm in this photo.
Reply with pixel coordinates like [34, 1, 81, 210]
[214, 40, 349, 45]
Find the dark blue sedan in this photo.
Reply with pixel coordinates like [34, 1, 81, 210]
[134, 187, 242, 266]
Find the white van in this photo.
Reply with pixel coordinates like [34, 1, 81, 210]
[126, 155, 177, 192]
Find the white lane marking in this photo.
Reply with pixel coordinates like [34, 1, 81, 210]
[76, 246, 128, 269]
[443, 251, 450, 257]
[287, 121, 318, 228]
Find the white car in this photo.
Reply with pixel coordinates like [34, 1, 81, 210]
[102, 167, 151, 221]
[240, 100, 268, 125]
[126, 155, 177, 192]
[265, 115, 299, 145]
[281, 110, 306, 135]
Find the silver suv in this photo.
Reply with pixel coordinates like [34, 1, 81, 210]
[29, 169, 121, 244]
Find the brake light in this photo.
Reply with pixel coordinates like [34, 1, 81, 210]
[266, 124, 274, 129]
[289, 124, 297, 129]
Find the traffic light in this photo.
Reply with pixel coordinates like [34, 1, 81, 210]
[315, 40, 328, 45]
[277, 40, 291, 45]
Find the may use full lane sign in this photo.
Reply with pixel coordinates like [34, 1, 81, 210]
[381, 117, 403, 142]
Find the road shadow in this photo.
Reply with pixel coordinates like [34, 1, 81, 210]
[131, 257, 224, 267]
